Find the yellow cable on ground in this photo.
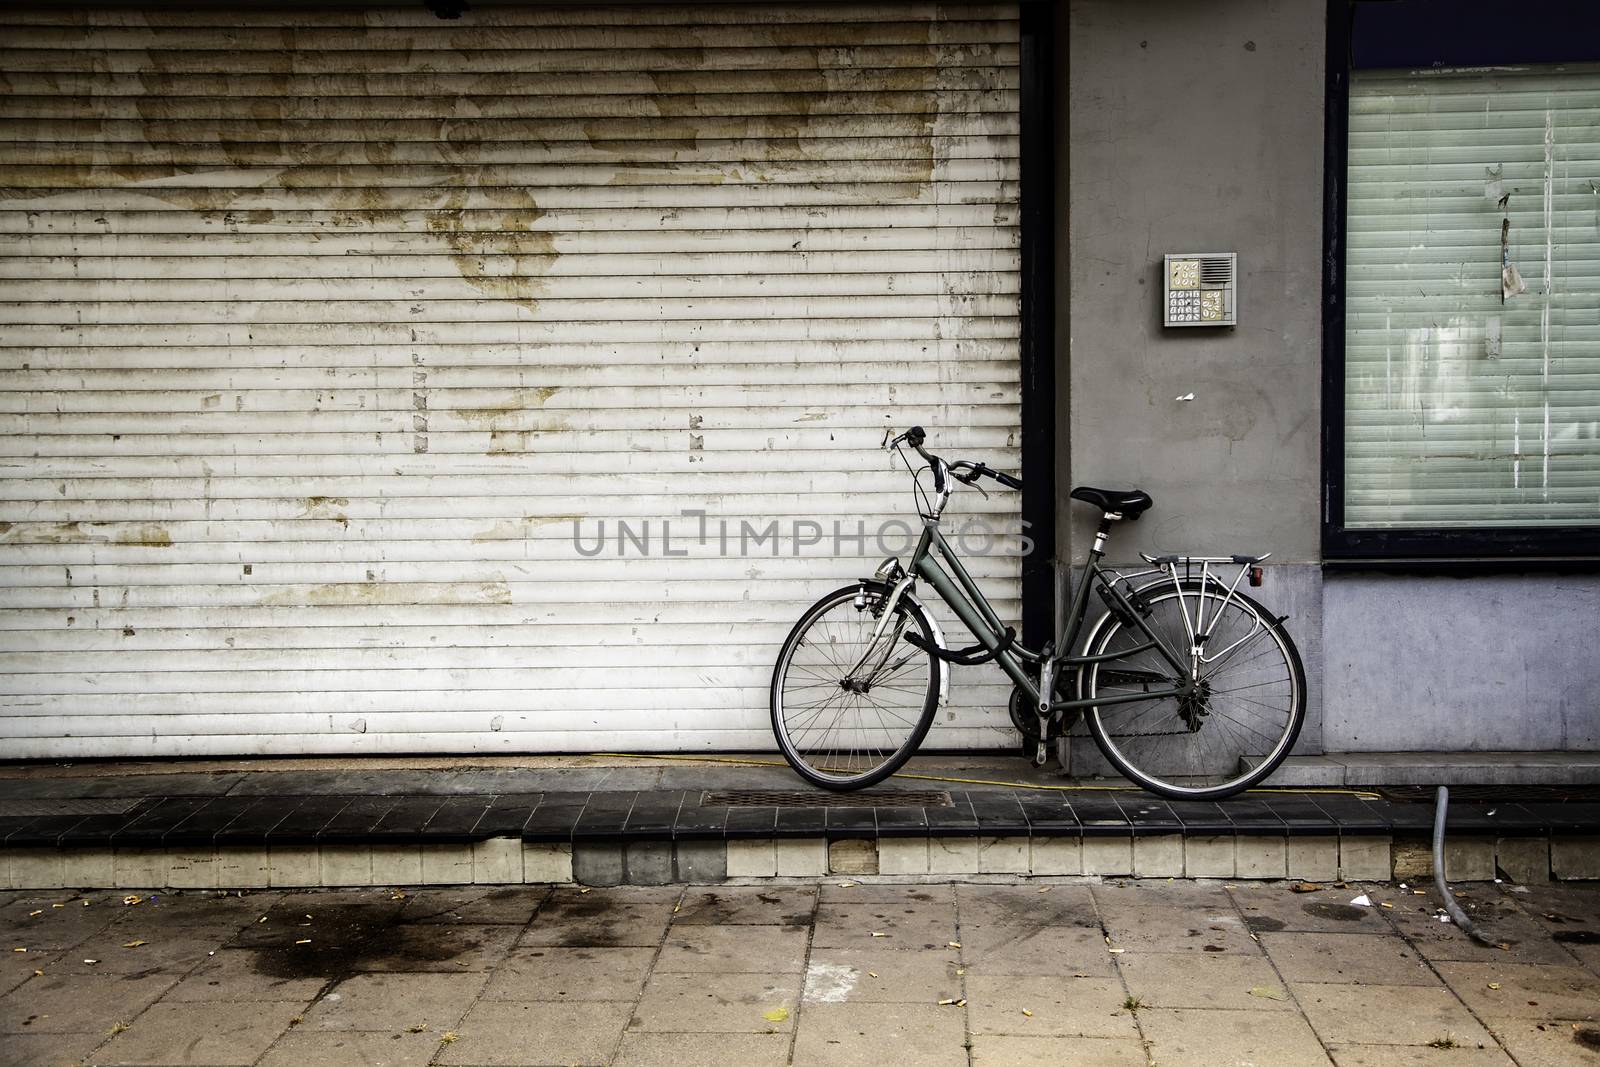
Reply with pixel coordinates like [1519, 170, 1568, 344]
[585, 752, 1381, 799]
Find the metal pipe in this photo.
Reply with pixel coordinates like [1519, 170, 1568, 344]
[1432, 786, 1500, 947]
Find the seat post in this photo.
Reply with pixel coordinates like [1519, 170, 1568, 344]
[1090, 513, 1117, 558]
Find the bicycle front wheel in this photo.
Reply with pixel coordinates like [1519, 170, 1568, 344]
[770, 584, 942, 791]
[1081, 579, 1305, 800]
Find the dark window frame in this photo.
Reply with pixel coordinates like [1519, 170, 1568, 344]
[1320, 0, 1600, 567]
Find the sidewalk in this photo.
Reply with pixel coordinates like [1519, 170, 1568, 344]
[3, 755, 1599, 890]
[2, 878, 1597, 1066]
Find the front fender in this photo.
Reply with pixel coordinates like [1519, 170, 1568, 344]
[854, 578, 950, 709]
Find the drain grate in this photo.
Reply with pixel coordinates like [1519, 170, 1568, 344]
[0, 797, 143, 818]
[703, 789, 952, 808]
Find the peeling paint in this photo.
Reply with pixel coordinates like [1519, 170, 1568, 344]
[455, 386, 561, 430]
[300, 497, 350, 527]
[0, 521, 171, 547]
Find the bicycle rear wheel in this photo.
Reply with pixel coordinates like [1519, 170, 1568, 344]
[770, 583, 942, 791]
[1080, 579, 1304, 800]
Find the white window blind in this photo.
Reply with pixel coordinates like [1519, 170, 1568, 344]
[1345, 64, 1600, 528]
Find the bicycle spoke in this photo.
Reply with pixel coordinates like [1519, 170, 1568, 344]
[1087, 582, 1303, 798]
[774, 588, 937, 788]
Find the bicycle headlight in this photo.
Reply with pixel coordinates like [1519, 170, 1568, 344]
[873, 556, 905, 583]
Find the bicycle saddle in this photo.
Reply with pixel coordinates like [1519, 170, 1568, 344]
[1070, 485, 1154, 519]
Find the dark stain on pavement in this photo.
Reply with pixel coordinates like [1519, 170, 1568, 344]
[1244, 916, 1288, 932]
[1553, 930, 1600, 944]
[237, 897, 477, 981]
[1303, 902, 1371, 922]
[1576, 1027, 1600, 1051]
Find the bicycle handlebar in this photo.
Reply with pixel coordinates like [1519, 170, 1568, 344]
[953, 460, 1024, 491]
[888, 426, 1022, 492]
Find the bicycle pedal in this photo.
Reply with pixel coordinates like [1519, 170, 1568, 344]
[1031, 739, 1048, 768]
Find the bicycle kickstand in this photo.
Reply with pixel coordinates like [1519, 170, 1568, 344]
[1033, 648, 1056, 768]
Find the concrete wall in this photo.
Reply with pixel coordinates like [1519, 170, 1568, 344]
[1324, 574, 1600, 751]
[1061, 0, 1327, 752]
[1064, 0, 1325, 565]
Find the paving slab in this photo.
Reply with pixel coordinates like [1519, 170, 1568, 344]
[1291, 982, 1496, 1046]
[811, 900, 959, 949]
[399, 886, 549, 925]
[969, 1034, 1150, 1066]
[302, 971, 488, 1032]
[483, 945, 655, 1002]
[437, 999, 631, 1065]
[1383, 893, 1576, 965]
[0, 947, 62, 997]
[57, 932, 219, 976]
[1100, 902, 1262, 955]
[629, 971, 801, 1033]
[1117, 950, 1296, 1011]
[671, 885, 817, 925]
[0, 893, 116, 950]
[955, 883, 1098, 926]
[164, 947, 328, 1003]
[347, 922, 519, 972]
[519, 899, 675, 948]
[966, 974, 1136, 1039]
[255, 1029, 444, 1067]
[108, 891, 279, 933]
[1139, 1006, 1335, 1067]
[94, 999, 303, 1066]
[1481, 1017, 1600, 1065]
[958, 923, 1116, 976]
[612, 1031, 792, 1067]
[1327, 1044, 1517, 1066]
[0, 1030, 109, 1067]
[1228, 883, 1392, 934]
[1434, 961, 1600, 1019]
[1261, 931, 1441, 985]
[655, 923, 808, 973]
[791, 1001, 968, 1067]
[818, 883, 954, 904]
[0, 971, 174, 1034]
[802, 946, 962, 1003]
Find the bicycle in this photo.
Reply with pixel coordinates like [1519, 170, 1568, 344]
[768, 425, 1305, 800]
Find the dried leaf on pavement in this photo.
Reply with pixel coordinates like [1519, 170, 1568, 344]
[1248, 986, 1288, 1001]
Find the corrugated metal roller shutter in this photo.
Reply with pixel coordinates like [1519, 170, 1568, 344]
[0, 3, 1023, 757]
[1345, 66, 1600, 527]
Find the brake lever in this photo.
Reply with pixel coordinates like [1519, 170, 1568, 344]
[949, 464, 989, 497]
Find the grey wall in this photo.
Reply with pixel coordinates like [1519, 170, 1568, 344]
[1064, 0, 1325, 565]
[1324, 575, 1600, 751]
[1061, 0, 1327, 753]
[1057, 0, 1600, 756]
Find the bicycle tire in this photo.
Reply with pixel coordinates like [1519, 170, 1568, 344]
[1079, 578, 1305, 800]
[770, 583, 943, 791]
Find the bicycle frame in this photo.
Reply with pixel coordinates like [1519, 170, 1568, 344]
[904, 521, 1191, 713]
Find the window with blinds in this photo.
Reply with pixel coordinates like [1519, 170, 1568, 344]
[1345, 64, 1600, 529]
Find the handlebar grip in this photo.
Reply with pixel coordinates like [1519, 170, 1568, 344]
[993, 469, 1023, 491]
[904, 425, 925, 448]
